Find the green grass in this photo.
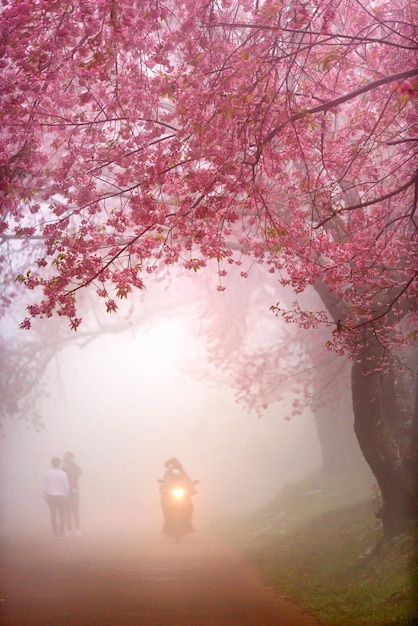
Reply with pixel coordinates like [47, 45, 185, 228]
[217, 470, 418, 626]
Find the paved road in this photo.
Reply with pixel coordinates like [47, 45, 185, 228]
[0, 531, 323, 625]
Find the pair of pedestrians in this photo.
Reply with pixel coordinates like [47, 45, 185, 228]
[43, 452, 82, 537]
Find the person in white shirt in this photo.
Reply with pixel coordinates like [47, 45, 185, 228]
[43, 457, 69, 537]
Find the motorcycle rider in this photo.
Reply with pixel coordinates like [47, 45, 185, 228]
[159, 458, 195, 533]
[161, 458, 196, 491]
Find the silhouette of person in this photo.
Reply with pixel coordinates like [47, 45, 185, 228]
[62, 452, 82, 536]
[43, 457, 69, 537]
[159, 458, 195, 532]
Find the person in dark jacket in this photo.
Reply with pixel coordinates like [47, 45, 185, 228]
[159, 457, 196, 532]
[62, 452, 82, 536]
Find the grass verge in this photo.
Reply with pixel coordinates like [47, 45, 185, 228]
[217, 470, 418, 626]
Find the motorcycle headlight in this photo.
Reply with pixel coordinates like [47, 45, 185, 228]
[171, 487, 186, 499]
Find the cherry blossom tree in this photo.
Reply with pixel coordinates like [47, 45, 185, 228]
[195, 266, 369, 475]
[1, 0, 417, 535]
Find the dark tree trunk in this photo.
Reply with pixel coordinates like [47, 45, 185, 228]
[351, 340, 418, 537]
[313, 277, 417, 536]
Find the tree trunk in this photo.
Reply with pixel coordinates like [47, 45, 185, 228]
[313, 277, 417, 536]
[351, 340, 418, 537]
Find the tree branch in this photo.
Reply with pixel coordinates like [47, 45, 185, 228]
[209, 22, 417, 50]
[314, 171, 418, 228]
[262, 67, 418, 148]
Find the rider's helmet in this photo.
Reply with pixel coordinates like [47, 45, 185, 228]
[165, 457, 182, 470]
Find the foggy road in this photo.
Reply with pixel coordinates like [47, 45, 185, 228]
[0, 530, 323, 626]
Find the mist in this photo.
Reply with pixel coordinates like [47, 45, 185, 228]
[0, 305, 322, 540]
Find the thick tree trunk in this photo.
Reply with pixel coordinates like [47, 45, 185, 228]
[313, 278, 417, 536]
[351, 340, 418, 537]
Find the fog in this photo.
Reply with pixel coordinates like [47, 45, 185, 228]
[0, 307, 321, 539]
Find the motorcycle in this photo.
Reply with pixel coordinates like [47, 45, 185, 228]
[158, 471, 199, 543]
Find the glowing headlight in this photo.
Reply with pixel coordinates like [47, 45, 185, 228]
[171, 487, 186, 499]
